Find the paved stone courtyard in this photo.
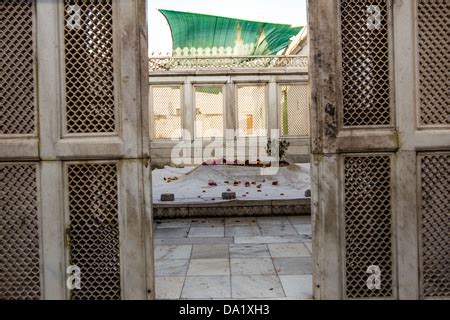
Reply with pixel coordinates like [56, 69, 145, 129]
[153, 215, 313, 300]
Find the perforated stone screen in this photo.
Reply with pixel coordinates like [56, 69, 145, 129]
[236, 85, 267, 136]
[152, 86, 183, 139]
[194, 86, 224, 138]
[64, 0, 116, 134]
[0, 0, 35, 135]
[0, 164, 41, 299]
[344, 155, 393, 299]
[340, 0, 391, 127]
[67, 162, 120, 300]
[419, 153, 449, 298]
[279, 84, 310, 136]
[417, 0, 449, 127]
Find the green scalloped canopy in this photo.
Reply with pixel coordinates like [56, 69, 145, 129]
[159, 9, 302, 56]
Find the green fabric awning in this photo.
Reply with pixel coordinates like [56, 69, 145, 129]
[159, 9, 302, 56]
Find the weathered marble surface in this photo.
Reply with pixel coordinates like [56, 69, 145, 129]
[154, 215, 313, 300]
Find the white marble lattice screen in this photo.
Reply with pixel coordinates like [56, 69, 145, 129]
[340, 0, 392, 127]
[417, 0, 449, 127]
[64, 0, 116, 134]
[0, 164, 41, 299]
[0, 0, 35, 135]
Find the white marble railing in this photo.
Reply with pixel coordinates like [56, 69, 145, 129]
[148, 55, 308, 72]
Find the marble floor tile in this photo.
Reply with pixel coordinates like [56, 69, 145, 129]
[279, 275, 313, 299]
[155, 237, 234, 246]
[234, 235, 309, 244]
[293, 224, 312, 235]
[187, 259, 230, 276]
[224, 217, 258, 227]
[155, 277, 185, 300]
[231, 275, 285, 299]
[190, 219, 225, 228]
[268, 243, 310, 258]
[230, 258, 276, 275]
[229, 244, 270, 258]
[191, 244, 229, 259]
[153, 216, 314, 300]
[188, 227, 224, 238]
[304, 242, 312, 254]
[155, 219, 192, 229]
[155, 259, 189, 277]
[154, 245, 192, 260]
[225, 226, 261, 237]
[257, 217, 291, 226]
[273, 257, 312, 275]
[259, 224, 297, 236]
[181, 276, 231, 299]
[301, 234, 312, 242]
[288, 216, 311, 225]
[154, 227, 189, 239]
